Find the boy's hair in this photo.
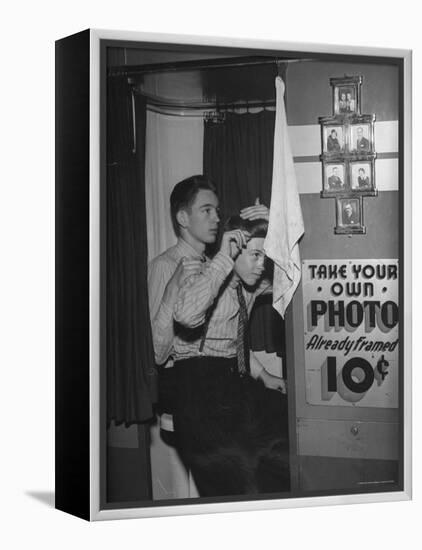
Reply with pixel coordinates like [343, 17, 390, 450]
[170, 175, 218, 236]
[224, 215, 268, 239]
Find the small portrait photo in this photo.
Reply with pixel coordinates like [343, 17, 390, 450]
[339, 198, 360, 226]
[350, 161, 373, 191]
[323, 125, 344, 154]
[324, 163, 346, 192]
[350, 123, 371, 154]
[335, 86, 357, 115]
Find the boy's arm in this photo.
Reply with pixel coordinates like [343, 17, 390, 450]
[174, 229, 249, 328]
[173, 252, 234, 328]
[148, 258, 176, 365]
[149, 256, 204, 364]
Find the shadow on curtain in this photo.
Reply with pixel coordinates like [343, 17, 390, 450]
[203, 110, 285, 357]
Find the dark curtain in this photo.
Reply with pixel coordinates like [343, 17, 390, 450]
[107, 76, 157, 425]
[204, 110, 285, 357]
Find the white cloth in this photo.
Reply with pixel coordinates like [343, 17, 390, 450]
[264, 77, 305, 318]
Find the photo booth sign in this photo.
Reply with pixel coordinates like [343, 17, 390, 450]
[302, 259, 398, 408]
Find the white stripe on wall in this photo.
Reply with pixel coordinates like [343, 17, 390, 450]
[374, 158, 399, 191]
[295, 158, 398, 194]
[289, 121, 398, 158]
[295, 162, 322, 194]
[288, 125, 321, 158]
[374, 121, 399, 153]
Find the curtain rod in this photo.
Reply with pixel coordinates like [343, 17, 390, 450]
[147, 102, 276, 118]
[140, 91, 276, 111]
[108, 55, 310, 78]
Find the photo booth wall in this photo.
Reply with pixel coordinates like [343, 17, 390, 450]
[285, 61, 399, 490]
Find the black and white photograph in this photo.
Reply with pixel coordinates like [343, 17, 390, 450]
[350, 161, 375, 191]
[339, 197, 360, 226]
[334, 197, 365, 234]
[337, 87, 356, 114]
[53, 28, 411, 523]
[331, 75, 362, 116]
[350, 122, 373, 154]
[323, 162, 346, 192]
[323, 125, 345, 154]
[2, 1, 420, 547]
[97, 35, 405, 511]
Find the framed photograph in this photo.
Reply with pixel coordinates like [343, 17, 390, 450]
[322, 124, 345, 155]
[349, 116, 376, 155]
[331, 75, 362, 116]
[322, 162, 347, 194]
[335, 196, 365, 234]
[55, 29, 412, 521]
[350, 160, 376, 193]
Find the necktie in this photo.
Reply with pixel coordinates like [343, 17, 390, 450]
[236, 284, 250, 376]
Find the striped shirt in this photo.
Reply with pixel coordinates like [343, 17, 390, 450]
[148, 238, 205, 365]
[173, 252, 271, 360]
